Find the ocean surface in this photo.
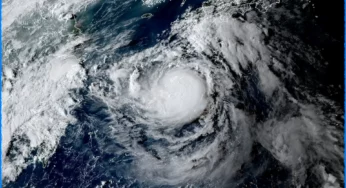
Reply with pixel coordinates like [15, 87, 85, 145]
[2, 0, 344, 187]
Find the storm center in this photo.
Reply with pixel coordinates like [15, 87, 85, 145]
[147, 69, 208, 125]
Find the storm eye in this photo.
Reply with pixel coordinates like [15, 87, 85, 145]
[142, 69, 208, 125]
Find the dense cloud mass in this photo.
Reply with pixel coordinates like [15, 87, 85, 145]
[2, 0, 343, 187]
